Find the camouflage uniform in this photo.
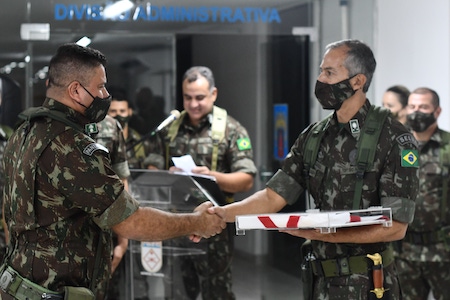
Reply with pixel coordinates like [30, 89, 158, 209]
[396, 128, 450, 300]
[95, 115, 130, 179]
[125, 127, 152, 170]
[146, 107, 257, 300]
[1, 98, 140, 299]
[267, 100, 418, 300]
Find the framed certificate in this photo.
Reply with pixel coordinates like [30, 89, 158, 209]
[235, 206, 392, 235]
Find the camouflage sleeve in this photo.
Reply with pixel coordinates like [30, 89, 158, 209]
[379, 132, 419, 223]
[93, 189, 139, 229]
[39, 132, 129, 220]
[266, 126, 311, 204]
[267, 169, 304, 205]
[226, 117, 257, 175]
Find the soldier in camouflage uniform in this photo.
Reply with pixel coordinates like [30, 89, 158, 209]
[382, 85, 410, 125]
[105, 91, 153, 299]
[211, 40, 419, 300]
[95, 114, 130, 300]
[0, 43, 225, 300]
[107, 93, 153, 170]
[395, 87, 450, 300]
[145, 66, 257, 299]
[96, 114, 130, 180]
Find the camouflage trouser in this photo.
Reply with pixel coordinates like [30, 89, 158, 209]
[312, 263, 400, 300]
[396, 258, 450, 300]
[179, 224, 235, 300]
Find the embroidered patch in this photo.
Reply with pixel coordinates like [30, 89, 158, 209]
[396, 133, 418, 147]
[83, 143, 109, 156]
[85, 123, 99, 135]
[237, 138, 252, 150]
[349, 119, 360, 134]
[401, 149, 419, 167]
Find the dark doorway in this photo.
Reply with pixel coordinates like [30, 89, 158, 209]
[266, 34, 310, 276]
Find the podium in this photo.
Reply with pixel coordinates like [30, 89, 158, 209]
[126, 170, 224, 299]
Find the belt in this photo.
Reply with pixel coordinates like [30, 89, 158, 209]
[0, 266, 63, 300]
[311, 246, 394, 278]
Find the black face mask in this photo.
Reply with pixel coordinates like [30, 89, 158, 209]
[406, 111, 436, 132]
[114, 115, 130, 127]
[314, 75, 357, 110]
[79, 84, 112, 123]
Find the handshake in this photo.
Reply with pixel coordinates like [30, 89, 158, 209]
[190, 202, 227, 243]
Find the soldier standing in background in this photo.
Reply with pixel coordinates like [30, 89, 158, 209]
[396, 87, 450, 300]
[382, 85, 410, 125]
[107, 90, 152, 170]
[95, 113, 130, 299]
[145, 66, 257, 299]
[104, 89, 153, 299]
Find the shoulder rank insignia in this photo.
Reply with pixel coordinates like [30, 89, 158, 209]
[237, 138, 252, 151]
[396, 133, 418, 148]
[401, 149, 419, 167]
[83, 143, 109, 156]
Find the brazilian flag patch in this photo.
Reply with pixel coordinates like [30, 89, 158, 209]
[237, 138, 252, 151]
[401, 149, 419, 167]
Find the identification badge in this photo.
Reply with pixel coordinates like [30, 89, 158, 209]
[85, 123, 98, 135]
[349, 119, 360, 134]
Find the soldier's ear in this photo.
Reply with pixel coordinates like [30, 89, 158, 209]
[211, 87, 218, 102]
[351, 74, 366, 91]
[435, 106, 442, 118]
[68, 81, 81, 100]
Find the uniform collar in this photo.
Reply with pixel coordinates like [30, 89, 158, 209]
[180, 110, 213, 132]
[428, 127, 443, 145]
[43, 97, 91, 127]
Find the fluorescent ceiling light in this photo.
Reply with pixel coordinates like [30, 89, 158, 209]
[76, 36, 92, 47]
[103, 0, 134, 19]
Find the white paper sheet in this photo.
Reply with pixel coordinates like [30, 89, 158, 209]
[172, 154, 197, 173]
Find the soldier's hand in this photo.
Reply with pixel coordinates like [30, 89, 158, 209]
[191, 166, 211, 176]
[168, 166, 183, 172]
[190, 202, 226, 243]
